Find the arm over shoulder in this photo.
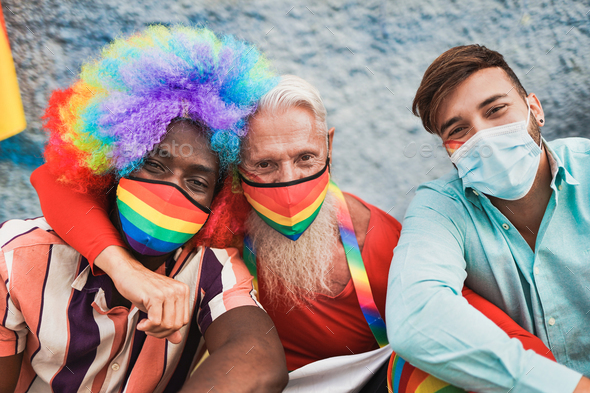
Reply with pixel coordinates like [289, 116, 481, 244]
[30, 164, 126, 267]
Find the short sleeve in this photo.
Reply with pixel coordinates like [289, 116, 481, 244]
[196, 248, 260, 334]
[0, 252, 28, 356]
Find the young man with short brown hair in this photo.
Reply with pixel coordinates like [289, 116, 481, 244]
[386, 44, 590, 392]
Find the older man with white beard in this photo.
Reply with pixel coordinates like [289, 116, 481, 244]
[236, 75, 402, 392]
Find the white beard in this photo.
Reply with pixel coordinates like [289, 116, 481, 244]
[246, 191, 340, 306]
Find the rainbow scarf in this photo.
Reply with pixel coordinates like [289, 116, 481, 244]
[329, 180, 389, 347]
[243, 180, 389, 348]
[116, 177, 210, 256]
[240, 163, 330, 241]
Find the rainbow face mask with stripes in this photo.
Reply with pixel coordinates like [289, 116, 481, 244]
[116, 177, 211, 256]
[240, 161, 330, 241]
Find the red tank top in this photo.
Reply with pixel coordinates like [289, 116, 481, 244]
[259, 193, 402, 371]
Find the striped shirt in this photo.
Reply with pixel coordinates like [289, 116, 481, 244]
[0, 217, 260, 393]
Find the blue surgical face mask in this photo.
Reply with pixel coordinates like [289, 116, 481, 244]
[449, 99, 542, 201]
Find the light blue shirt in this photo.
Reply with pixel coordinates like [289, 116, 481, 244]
[386, 137, 590, 393]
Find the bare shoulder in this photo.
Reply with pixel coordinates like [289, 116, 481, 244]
[343, 193, 371, 251]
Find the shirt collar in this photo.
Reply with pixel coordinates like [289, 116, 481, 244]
[542, 137, 580, 187]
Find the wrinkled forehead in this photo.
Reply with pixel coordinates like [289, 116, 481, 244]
[242, 107, 326, 157]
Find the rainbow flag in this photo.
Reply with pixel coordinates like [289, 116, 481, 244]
[116, 178, 210, 256]
[388, 354, 467, 393]
[0, 2, 26, 141]
[241, 170, 330, 241]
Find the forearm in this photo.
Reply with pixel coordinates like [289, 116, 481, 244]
[0, 352, 23, 393]
[93, 246, 139, 278]
[184, 307, 287, 393]
[187, 336, 286, 393]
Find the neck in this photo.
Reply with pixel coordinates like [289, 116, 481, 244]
[133, 250, 173, 272]
[489, 146, 553, 250]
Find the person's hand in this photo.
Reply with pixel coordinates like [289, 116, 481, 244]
[94, 246, 190, 344]
[574, 376, 590, 393]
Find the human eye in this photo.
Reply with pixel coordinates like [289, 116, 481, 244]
[449, 126, 466, 138]
[299, 152, 321, 165]
[256, 161, 276, 172]
[486, 104, 506, 116]
[188, 178, 206, 188]
[186, 178, 210, 194]
[143, 159, 165, 173]
[446, 125, 474, 143]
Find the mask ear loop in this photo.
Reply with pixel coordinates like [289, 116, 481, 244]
[525, 97, 531, 128]
[326, 133, 332, 173]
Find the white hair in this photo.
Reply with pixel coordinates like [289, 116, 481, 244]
[256, 75, 328, 136]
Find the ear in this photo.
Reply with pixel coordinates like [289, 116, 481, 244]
[527, 93, 545, 128]
[328, 127, 335, 165]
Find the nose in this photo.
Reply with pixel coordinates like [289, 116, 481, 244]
[161, 168, 185, 190]
[459, 122, 481, 142]
[275, 163, 297, 183]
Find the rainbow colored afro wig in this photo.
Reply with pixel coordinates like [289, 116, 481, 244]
[43, 25, 278, 193]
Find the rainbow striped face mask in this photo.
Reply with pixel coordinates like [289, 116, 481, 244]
[116, 177, 211, 256]
[240, 160, 330, 241]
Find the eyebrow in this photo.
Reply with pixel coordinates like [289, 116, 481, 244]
[478, 94, 506, 110]
[187, 163, 216, 175]
[148, 149, 216, 174]
[149, 146, 170, 157]
[249, 150, 321, 163]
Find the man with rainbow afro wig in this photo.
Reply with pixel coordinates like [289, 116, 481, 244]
[0, 26, 287, 392]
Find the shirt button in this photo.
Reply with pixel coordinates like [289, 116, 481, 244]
[534, 267, 539, 275]
[473, 190, 479, 196]
[548, 317, 556, 326]
[111, 363, 120, 371]
[558, 185, 563, 191]
[502, 223, 510, 230]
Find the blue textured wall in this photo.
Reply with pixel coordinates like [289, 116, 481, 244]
[1, 0, 589, 222]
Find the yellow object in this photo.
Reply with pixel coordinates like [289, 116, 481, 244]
[0, 3, 26, 141]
